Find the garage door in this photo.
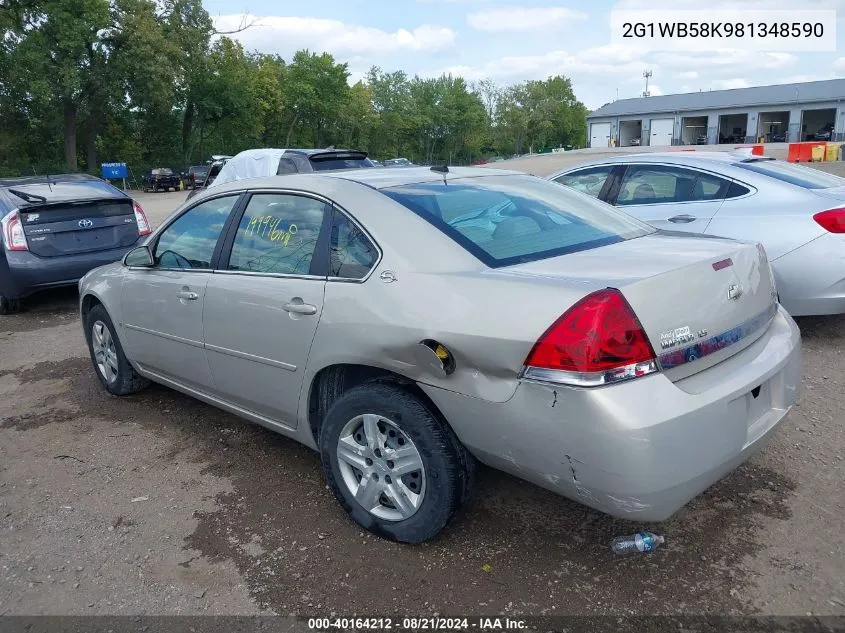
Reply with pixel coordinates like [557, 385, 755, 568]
[650, 118, 674, 146]
[590, 122, 611, 148]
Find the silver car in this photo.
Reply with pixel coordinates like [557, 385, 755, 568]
[549, 152, 845, 316]
[78, 167, 802, 543]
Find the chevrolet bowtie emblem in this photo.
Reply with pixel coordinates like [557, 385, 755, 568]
[727, 283, 743, 301]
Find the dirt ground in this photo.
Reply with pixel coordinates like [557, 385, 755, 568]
[1, 156, 844, 619]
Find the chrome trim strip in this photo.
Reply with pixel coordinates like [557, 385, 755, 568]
[658, 303, 778, 370]
[521, 360, 659, 388]
[123, 323, 204, 349]
[205, 343, 297, 372]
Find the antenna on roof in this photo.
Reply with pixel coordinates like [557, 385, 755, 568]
[642, 70, 652, 98]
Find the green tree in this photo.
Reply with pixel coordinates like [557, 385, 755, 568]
[283, 50, 350, 147]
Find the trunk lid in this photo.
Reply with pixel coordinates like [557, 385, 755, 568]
[504, 232, 777, 381]
[20, 198, 138, 257]
[810, 185, 845, 203]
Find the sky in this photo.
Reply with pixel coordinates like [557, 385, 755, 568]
[202, 0, 845, 111]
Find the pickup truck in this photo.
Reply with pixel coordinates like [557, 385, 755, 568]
[141, 168, 181, 192]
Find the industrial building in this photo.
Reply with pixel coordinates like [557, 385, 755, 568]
[586, 78, 845, 148]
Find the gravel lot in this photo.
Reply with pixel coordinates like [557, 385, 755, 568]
[1, 156, 844, 618]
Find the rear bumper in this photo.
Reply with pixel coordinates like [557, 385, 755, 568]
[0, 241, 141, 299]
[422, 305, 802, 521]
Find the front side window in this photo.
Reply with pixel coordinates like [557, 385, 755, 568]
[227, 193, 328, 275]
[330, 211, 378, 279]
[616, 165, 730, 205]
[382, 175, 654, 268]
[153, 195, 239, 269]
[553, 166, 614, 198]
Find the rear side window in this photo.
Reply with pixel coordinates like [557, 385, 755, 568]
[277, 158, 298, 175]
[227, 193, 328, 275]
[734, 160, 845, 189]
[330, 211, 378, 279]
[617, 165, 730, 205]
[382, 175, 654, 268]
[553, 166, 614, 198]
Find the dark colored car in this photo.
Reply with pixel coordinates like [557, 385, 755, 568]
[811, 124, 835, 141]
[186, 148, 374, 200]
[771, 132, 787, 143]
[0, 174, 150, 313]
[141, 168, 181, 192]
[186, 165, 209, 189]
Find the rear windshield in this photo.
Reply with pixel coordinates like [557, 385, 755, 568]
[734, 160, 845, 189]
[152, 168, 173, 176]
[382, 175, 654, 267]
[309, 156, 373, 171]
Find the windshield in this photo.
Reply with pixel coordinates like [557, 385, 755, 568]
[734, 160, 845, 189]
[382, 175, 654, 268]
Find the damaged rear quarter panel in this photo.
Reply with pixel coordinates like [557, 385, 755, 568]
[306, 267, 587, 404]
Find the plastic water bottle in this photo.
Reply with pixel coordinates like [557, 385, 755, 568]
[610, 532, 665, 556]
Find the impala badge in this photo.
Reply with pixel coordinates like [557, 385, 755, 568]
[659, 325, 695, 350]
[727, 283, 743, 301]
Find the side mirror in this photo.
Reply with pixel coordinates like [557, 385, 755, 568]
[124, 245, 154, 267]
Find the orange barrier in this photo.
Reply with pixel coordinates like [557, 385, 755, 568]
[788, 141, 827, 162]
[734, 144, 764, 156]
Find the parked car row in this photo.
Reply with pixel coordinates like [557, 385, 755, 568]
[73, 152, 815, 544]
[11, 146, 837, 544]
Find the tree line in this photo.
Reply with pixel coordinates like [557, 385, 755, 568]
[0, 0, 589, 178]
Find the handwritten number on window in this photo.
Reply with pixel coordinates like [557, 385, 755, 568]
[244, 216, 298, 246]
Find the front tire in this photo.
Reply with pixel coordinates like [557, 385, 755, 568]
[85, 304, 150, 396]
[0, 294, 20, 315]
[320, 383, 474, 543]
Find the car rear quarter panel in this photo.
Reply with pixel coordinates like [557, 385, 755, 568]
[705, 178, 828, 261]
[301, 181, 594, 408]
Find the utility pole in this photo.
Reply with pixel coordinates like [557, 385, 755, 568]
[642, 70, 652, 98]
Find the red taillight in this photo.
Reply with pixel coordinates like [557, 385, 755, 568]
[813, 208, 845, 233]
[523, 289, 657, 386]
[133, 201, 151, 236]
[1, 210, 28, 251]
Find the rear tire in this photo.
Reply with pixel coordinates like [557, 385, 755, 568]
[0, 294, 20, 315]
[85, 304, 150, 396]
[320, 382, 475, 544]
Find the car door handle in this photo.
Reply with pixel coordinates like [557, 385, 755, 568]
[668, 214, 697, 223]
[176, 291, 199, 300]
[283, 301, 317, 315]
